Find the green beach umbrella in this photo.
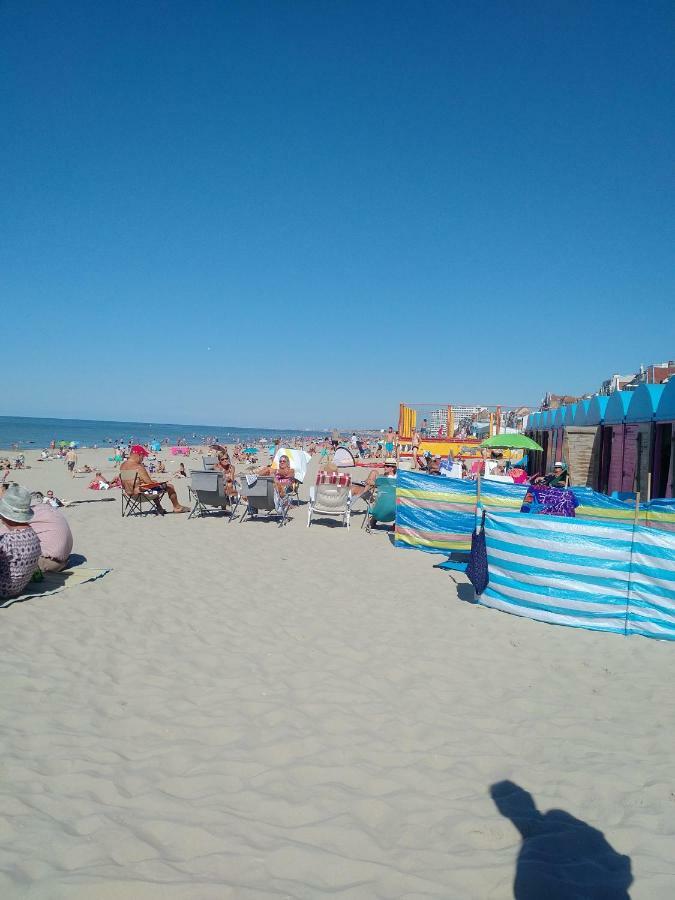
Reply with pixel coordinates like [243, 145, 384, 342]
[480, 433, 543, 451]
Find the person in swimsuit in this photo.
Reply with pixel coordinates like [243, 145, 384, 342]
[256, 455, 296, 497]
[384, 426, 395, 457]
[120, 446, 188, 514]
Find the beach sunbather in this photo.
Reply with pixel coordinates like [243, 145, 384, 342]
[30, 492, 73, 573]
[120, 446, 188, 514]
[0, 484, 41, 599]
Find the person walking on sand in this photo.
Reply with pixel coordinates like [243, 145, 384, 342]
[120, 446, 189, 514]
[65, 447, 78, 477]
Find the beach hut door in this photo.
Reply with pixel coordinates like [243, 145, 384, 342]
[607, 426, 625, 495]
[621, 425, 639, 493]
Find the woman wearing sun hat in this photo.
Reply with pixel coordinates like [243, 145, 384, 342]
[0, 483, 41, 599]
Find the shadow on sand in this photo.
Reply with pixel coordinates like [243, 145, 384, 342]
[491, 780, 632, 899]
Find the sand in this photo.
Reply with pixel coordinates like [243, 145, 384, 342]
[0, 447, 674, 898]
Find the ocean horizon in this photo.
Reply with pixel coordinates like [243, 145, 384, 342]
[0, 415, 331, 450]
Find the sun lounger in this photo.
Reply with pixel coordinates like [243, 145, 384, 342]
[188, 470, 232, 519]
[235, 476, 289, 526]
[364, 477, 396, 532]
[307, 472, 351, 529]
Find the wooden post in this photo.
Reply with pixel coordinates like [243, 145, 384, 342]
[447, 405, 453, 439]
[496, 405, 502, 435]
[647, 472, 652, 502]
[476, 471, 482, 532]
[634, 490, 641, 525]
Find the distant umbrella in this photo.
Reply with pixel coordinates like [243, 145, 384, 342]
[244, 447, 258, 454]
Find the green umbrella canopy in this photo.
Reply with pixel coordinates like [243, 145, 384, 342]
[480, 433, 543, 451]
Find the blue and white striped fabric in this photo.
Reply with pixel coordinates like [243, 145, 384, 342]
[481, 512, 632, 634]
[628, 527, 675, 640]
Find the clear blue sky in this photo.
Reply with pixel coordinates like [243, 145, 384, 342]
[2, 1, 673, 428]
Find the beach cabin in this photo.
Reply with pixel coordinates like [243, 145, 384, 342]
[625, 384, 663, 497]
[603, 391, 633, 495]
[535, 402, 601, 488]
[653, 379, 675, 498]
[526, 412, 544, 475]
[572, 400, 591, 426]
[547, 408, 565, 472]
[537, 410, 552, 475]
[587, 396, 611, 492]
[560, 401, 601, 488]
[603, 386, 663, 497]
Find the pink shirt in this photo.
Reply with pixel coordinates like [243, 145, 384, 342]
[27, 503, 73, 562]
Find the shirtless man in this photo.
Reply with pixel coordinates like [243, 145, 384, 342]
[65, 447, 78, 477]
[120, 445, 188, 514]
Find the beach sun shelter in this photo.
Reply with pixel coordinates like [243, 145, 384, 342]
[653, 379, 675, 497]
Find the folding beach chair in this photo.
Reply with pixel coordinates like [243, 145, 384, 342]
[307, 471, 352, 529]
[202, 456, 217, 472]
[120, 472, 167, 517]
[188, 470, 232, 519]
[236, 476, 290, 526]
[364, 477, 396, 532]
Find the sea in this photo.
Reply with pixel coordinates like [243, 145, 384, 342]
[0, 416, 325, 450]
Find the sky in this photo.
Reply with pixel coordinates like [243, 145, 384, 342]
[2, 1, 673, 429]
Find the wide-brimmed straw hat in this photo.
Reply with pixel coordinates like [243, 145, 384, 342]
[0, 484, 34, 523]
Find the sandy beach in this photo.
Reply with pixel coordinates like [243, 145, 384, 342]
[1, 448, 674, 898]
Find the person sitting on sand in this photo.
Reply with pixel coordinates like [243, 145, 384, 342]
[120, 446, 188, 514]
[89, 472, 110, 490]
[173, 462, 187, 478]
[30, 492, 73, 573]
[0, 483, 41, 599]
[426, 455, 443, 476]
[156, 460, 166, 474]
[43, 490, 64, 508]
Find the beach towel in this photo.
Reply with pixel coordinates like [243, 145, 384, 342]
[522, 487, 578, 517]
[272, 447, 311, 483]
[316, 470, 351, 486]
[1, 566, 110, 609]
[466, 524, 489, 595]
